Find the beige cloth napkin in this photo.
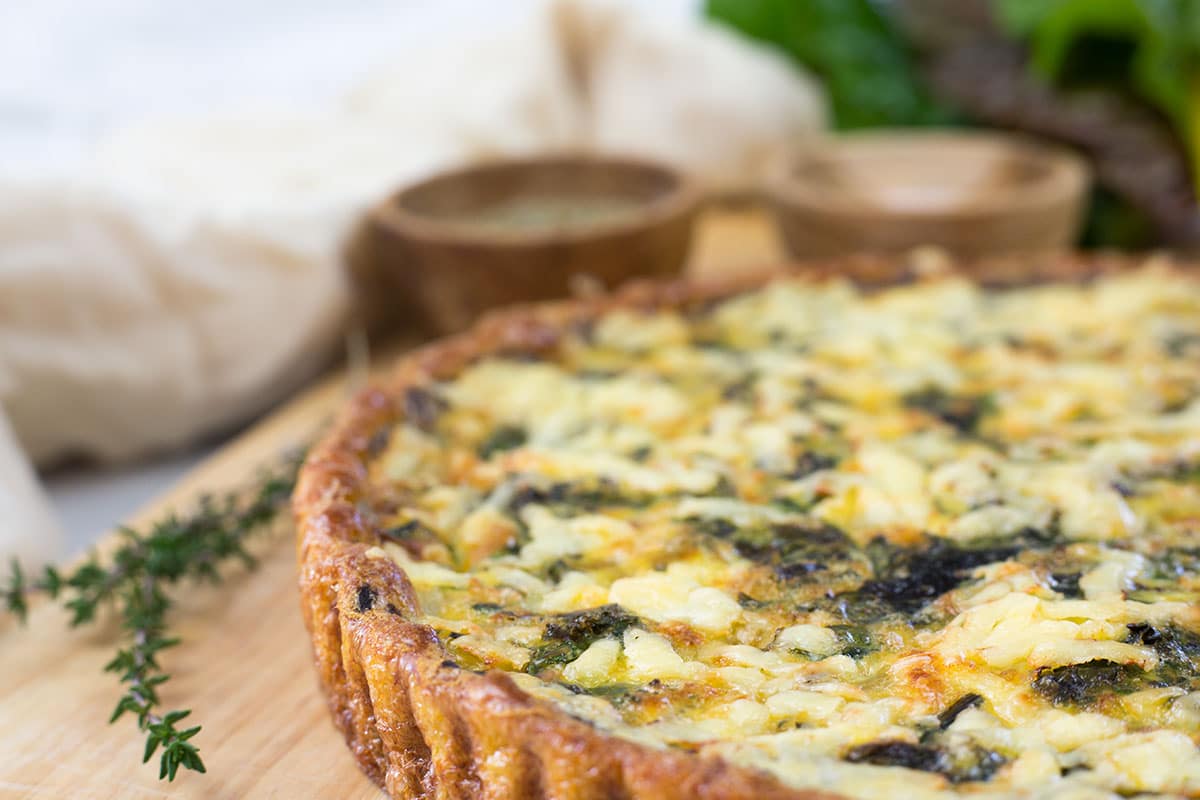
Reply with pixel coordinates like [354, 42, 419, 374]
[0, 0, 825, 568]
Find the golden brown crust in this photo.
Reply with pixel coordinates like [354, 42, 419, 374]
[294, 251, 1195, 800]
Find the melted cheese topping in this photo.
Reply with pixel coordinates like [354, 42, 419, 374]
[368, 266, 1200, 799]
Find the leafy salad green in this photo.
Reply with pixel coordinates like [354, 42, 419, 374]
[703, 0, 953, 129]
[995, 0, 1200, 193]
[705, 0, 1200, 248]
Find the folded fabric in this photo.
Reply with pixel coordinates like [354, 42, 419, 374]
[560, 0, 827, 193]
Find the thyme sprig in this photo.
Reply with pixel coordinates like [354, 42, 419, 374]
[2, 450, 303, 781]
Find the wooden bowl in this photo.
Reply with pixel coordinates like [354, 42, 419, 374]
[354, 155, 700, 335]
[767, 131, 1090, 260]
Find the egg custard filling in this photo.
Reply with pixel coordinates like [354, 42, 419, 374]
[364, 267, 1200, 799]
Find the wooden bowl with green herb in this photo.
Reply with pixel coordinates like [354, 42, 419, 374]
[358, 155, 700, 335]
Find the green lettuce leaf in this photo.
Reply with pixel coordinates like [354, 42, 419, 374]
[704, 0, 954, 129]
[996, 0, 1200, 191]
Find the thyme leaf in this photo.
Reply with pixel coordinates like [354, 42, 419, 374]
[2, 449, 303, 782]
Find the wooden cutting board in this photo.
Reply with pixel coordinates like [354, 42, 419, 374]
[0, 208, 784, 799]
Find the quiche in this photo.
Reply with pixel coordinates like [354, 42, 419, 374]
[295, 254, 1200, 800]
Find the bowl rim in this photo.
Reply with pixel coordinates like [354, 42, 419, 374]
[372, 152, 701, 248]
[767, 130, 1090, 222]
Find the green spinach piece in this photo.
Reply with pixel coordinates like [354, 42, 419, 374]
[1032, 659, 1148, 706]
[902, 386, 995, 434]
[829, 624, 878, 658]
[506, 478, 653, 516]
[403, 386, 448, 432]
[477, 425, 527, 459]
[844, 739, 1005, 784]
[1126, 622, 1200, 688]
[563, 682, 642, 708]
[856, 536, 1020, 614]
[936, 693, 984, 730]
[526, 605, 639, 675]
[690, 517, 865, 585]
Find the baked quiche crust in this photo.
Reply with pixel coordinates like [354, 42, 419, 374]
[294, 253, 1200, 800]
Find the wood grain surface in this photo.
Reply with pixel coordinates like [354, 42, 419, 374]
[0, 208, 783, 799]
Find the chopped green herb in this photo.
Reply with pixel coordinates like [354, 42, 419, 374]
[937, 693, 984, 730]
[787, 451, 838, 480]
[381, 519, 434, 542]
[1047, 571, 1083, 598]
[471, 602, 503, 613]
[477, 425, 527, 459]
[829, 624, 878, 659]
[720, 374, 758, 403]
[402, 386, 448, 432]
[629, 445, 653, 462]
[1164, 331, 1200, 358]
[564, 682, 641, 707]
[506, 478, 651, 516]
[902, 387, 996, 434]
[737, 592, 772, 610]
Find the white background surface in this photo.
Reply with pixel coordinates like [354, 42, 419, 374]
[4, 0, 695, 553]
[1, 0, 696, 175]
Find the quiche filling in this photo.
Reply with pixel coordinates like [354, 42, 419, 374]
[365, 268, 1200, 799]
